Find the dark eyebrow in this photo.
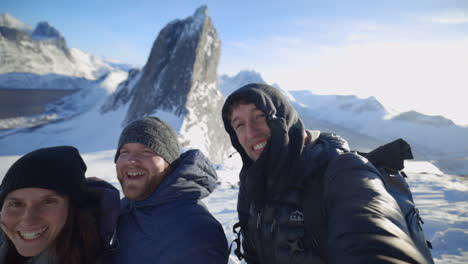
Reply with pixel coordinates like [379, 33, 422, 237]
[5, 193, 64, 201]
[3, 197, 21, 202]
[230, 116, 240, 127]
[143, 147, 156, 153]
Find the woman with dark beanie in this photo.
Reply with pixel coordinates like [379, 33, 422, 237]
[0, 146, 120, 264]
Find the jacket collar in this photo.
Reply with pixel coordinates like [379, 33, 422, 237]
[120, 149, 217, 212]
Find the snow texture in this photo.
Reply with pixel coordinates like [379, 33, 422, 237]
[0, 13, 32, 32]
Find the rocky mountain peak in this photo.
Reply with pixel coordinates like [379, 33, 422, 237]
[32, 21, 63, 40]
[103, 6, 229, 163]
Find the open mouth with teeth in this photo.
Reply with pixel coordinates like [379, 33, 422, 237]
[19, 227, 48, 241]
[127, 171, 145, 179]
[252, 141, 267, 151]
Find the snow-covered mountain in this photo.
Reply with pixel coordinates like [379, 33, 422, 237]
[219, 70, 266, 96]
[288, 90, 468, 175]
[101, 6, 230, 164]
[0, 13, 121, 80]
[0, 13, 130, 130]
[218, 71, 468, 175]
[1, 10, 467, 174]
[0, 9, 466, 263]
[0, 7, 230, 164]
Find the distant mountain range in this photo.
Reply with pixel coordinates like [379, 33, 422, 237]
[0, 7, 231, 165]
[0, 11, 467, 175]
[218, 71, 468, 175]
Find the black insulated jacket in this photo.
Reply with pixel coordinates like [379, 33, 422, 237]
[222, 83, 433, 264]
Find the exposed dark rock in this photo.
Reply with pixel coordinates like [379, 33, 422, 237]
[0, 26, 30, 41]
[32, 21, 61, 39]
[104, 6, 230, 164]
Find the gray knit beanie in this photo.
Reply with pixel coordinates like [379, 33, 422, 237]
[115, 117, 180, 165]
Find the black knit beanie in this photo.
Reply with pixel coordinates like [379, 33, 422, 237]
[115, 117, 180, 165]
[0, 146, 87, 207]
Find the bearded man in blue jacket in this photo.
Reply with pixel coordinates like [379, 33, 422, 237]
[112, 116, 228, 264]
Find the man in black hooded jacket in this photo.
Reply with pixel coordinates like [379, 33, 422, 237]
[221, 83, 433, 264]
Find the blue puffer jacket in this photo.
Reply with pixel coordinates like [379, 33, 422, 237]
[113, 149, 229, 264]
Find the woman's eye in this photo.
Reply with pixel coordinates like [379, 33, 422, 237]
[7, 201, 23, 208]
[43, 198, 58, 205]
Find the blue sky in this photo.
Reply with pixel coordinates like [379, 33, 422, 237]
[2, 0, 468, 125]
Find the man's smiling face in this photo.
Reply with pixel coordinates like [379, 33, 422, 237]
[116, 143, 172, 200]
[230, 103, 271, 161]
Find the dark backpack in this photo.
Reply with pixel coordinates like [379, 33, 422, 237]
[304, 138, 434, 263]
[358, 139, 433, 260]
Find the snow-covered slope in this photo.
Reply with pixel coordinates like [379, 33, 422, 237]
[0, 13, 130, 131]
[1, 7, 230, 165]
[0, 13, 119, 80]
[0, 13, 31, 32]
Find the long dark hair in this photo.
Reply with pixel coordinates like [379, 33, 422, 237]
[54, 195, 102, 264]
[3, 194, 102, 264]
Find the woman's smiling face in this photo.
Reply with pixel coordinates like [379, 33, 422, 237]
[0, 188, 69, 257]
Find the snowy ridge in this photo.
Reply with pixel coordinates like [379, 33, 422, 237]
[289, 89, 468, 175]
[393, 110, 455, 127]
[0, 13, 31, 32]
[219, 70, 266, 96]
[219, 71, 468, 175]
[0, 13, 118, 80]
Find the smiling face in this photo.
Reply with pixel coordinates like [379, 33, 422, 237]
[0, 188, 69, 257]
[230, 103, 271, 161]
[116, 143, 172, 200]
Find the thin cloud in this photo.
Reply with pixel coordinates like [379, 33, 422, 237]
[420, 10, 468, 24]
[239, 38, 468, 125]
